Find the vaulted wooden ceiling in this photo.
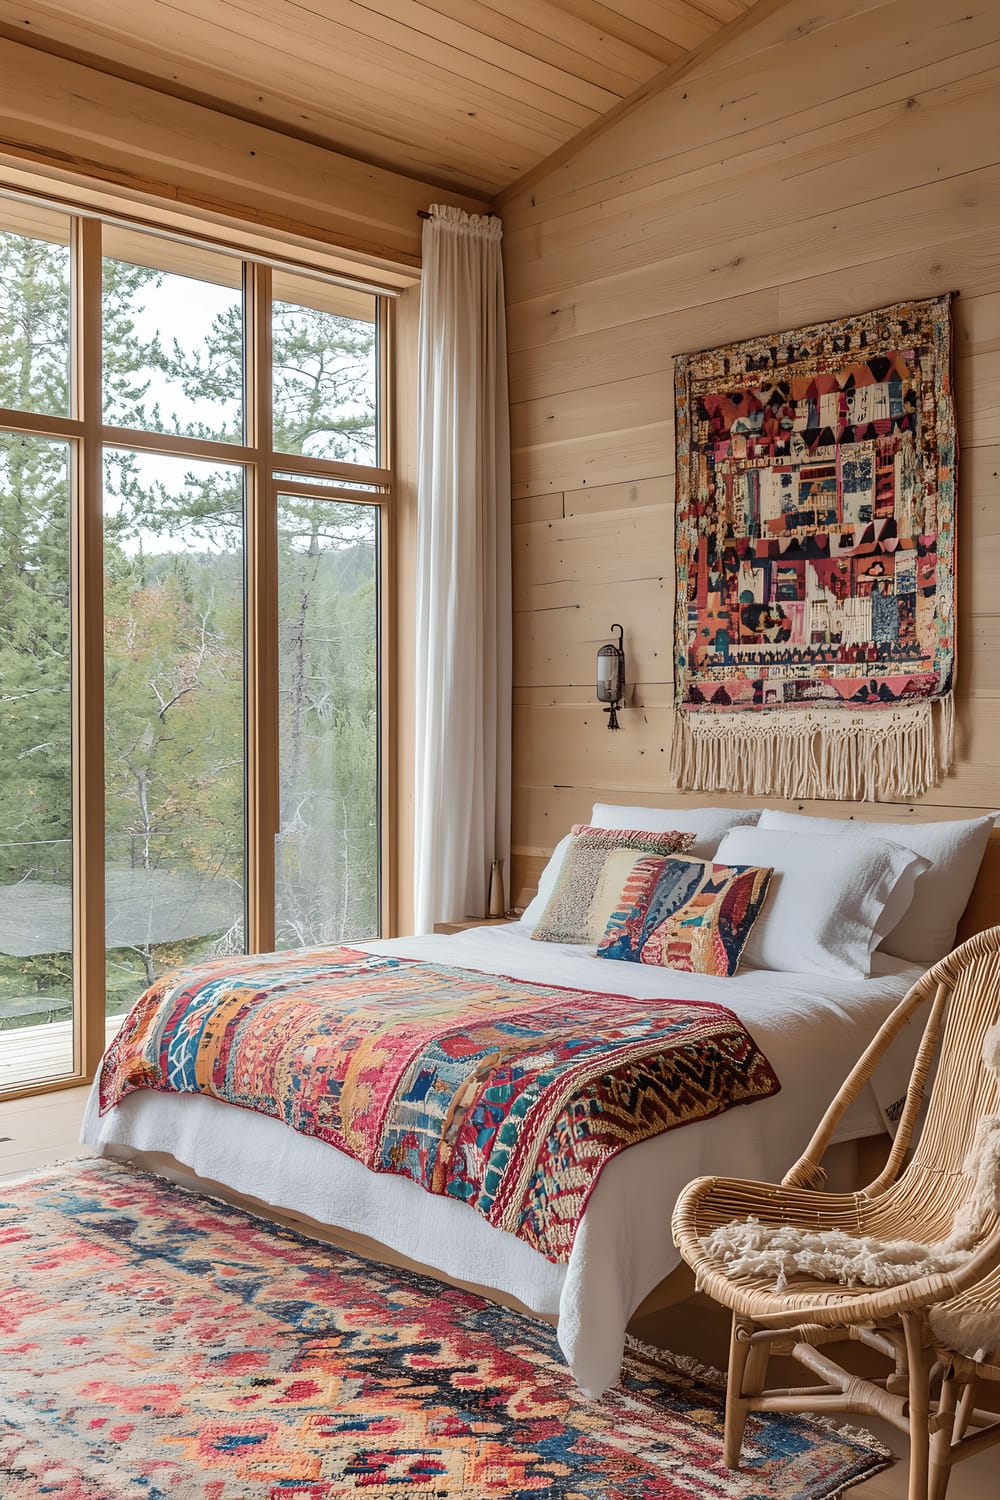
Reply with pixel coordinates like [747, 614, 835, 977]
[0, 0, 755, 198]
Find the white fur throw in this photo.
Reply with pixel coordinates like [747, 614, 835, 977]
[699, 1021, 1000, 1360]
[698, 1218, 971, 1293]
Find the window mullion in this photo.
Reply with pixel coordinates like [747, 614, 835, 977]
[270, 449, 392, 489]
[72, 214, 107, 1079]
[97, 425, 257, 467]
[246, 260, 277, 954]
[378, 300, 394, 937]
[0, 407, 83, 441]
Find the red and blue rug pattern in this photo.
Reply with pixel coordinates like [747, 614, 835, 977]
[0, 1160, 889, 1498]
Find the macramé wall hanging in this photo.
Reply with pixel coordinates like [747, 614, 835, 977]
[672, 293, 956, 801]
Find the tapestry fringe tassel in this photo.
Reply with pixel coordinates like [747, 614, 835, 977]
[670, 696, 954, 803]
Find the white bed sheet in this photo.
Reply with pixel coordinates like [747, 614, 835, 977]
[81, 924, 922, 1396]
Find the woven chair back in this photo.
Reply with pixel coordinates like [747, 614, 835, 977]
[884, 935, 1000, 1242]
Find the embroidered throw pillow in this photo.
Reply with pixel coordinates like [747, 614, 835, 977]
[531, 825, 696, 946]
[597, 856, 773, 977]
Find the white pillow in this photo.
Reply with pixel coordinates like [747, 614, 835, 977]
[758, 810, 996, 965]
[519, 833, 573, 927]
[590, 803, 761, 860]
[715, 826, 930, 979]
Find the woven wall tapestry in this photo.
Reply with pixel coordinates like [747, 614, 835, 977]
[672, 293, 956, 801]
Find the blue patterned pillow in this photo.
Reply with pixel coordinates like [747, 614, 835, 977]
[597, 856, 773, 976]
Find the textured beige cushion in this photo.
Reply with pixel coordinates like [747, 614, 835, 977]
[531, 824, 696, 946]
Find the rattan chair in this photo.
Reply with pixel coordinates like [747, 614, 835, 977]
[672, 926, 1000, 1500]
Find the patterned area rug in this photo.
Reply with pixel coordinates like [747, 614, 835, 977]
[0, 1160, 891, 1498]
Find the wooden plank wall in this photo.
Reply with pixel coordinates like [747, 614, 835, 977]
[499, 0, 1000, 910]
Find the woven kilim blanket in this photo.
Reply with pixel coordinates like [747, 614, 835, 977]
[673, 293, 956, 800]
[99, 946, 779, 1261]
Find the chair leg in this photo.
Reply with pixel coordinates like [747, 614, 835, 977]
[903, 1311, 933, 1500]
[723, 1315, 769, 1469]
[929, 1372, 958, 1500]
[952, 1376, 978, 1442]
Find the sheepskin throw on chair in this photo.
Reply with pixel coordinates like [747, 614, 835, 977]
[672, 294, 956, 801]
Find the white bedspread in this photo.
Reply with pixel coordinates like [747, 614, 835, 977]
[81, 923, 922, 1396]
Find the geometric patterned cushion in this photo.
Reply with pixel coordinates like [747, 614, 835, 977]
[596, 856, 773, 977]
[531, 824, 696, 946]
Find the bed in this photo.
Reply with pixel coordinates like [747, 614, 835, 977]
[81, 807, 998, 1398]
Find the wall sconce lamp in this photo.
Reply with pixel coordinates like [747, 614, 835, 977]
[596, 623, 626, 731]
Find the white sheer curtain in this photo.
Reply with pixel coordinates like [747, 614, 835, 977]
[413, 205, 512, 932]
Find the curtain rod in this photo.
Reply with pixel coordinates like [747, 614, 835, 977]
[417, 209, 500, 219]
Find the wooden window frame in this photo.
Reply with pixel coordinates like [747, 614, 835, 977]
[0, 192, 397, 1102]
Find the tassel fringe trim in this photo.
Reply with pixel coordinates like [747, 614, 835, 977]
[671, 695, 953, 801]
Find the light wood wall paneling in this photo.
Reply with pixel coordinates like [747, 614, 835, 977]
[505, 62, 1000, 306]
[502, 0, 993, 219]
[773, 236, 1000, 335]
[503, 32, 1000, 236]
[512, 491, 564, 525]
[510, 370, 670, 452]
[506, 288, 780, 404]
[503, 27, 1000, 257]
[512, 503, 673, 601]
[514, 577, 671, 690]
[511, 424, 673, 496]
[502, 0, 1000, 906]
[564, 476, 667, 518]
[506, 164, 1000, 356]
[513, 695, 1000, 804]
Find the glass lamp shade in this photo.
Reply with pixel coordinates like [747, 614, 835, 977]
[596, 644, 624, 704]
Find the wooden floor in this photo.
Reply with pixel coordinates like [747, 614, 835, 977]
[1, 1088, 997, 1499]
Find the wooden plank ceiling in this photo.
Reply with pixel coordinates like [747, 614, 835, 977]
[0, 0, 753, 198]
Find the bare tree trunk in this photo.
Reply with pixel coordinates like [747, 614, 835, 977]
[135, 768, 153, 868]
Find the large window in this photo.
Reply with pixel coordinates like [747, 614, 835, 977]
[0, 198, 390, 1095]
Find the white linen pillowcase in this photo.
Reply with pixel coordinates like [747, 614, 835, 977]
[590, 803, 761, 860]
[758, 809, 996, 966]
[714, 826, 930, 979]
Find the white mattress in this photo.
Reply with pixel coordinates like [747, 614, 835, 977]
[82, 923, 922, 1396]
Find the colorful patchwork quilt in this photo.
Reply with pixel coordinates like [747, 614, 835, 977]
[99, 947, 780, 1262]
